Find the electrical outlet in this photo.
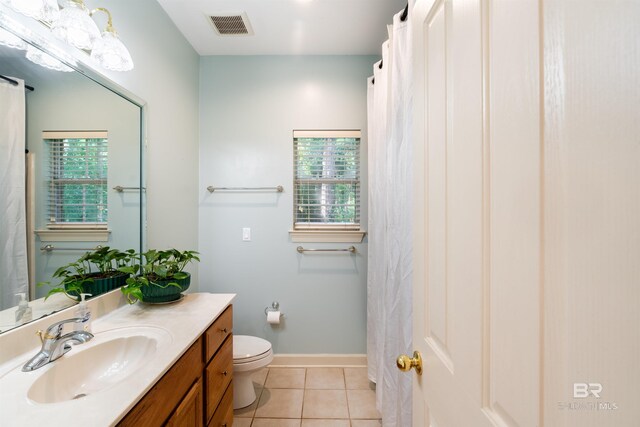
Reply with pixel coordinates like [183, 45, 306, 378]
[242, 227, 251, 241]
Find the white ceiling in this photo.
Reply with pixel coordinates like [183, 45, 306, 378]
[156, 0, 407, 56]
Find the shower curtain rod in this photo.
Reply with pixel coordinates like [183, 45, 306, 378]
[0, 75, 34, 92]
[401, 4, 409, 21]
[371, 3, 408, 85]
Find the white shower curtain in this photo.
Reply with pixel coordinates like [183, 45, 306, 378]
[0, 77, 28, 310]
[367, 38, 391, 387]
[367, 10, 413, 427]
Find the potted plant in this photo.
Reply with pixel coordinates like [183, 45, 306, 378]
[120, 248, 200, 304]
[38, 246, 136, 300]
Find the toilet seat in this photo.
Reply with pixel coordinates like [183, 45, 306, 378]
[233, 335, 273, 364]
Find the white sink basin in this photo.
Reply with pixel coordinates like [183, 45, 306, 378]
[25, 326, 172, 404]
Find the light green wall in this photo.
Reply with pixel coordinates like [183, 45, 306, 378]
[88, 0, 201, 277]
[3, 0, 201, 295]
[198, 56, 375, 353]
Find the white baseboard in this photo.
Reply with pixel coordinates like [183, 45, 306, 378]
[269, 354, 367, 368]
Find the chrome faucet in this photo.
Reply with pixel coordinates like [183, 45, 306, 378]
[22, 316, 94, 372]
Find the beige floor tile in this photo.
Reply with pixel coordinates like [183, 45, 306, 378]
[252, 367, 269, 386]
[301, 419, 350, 427]
[265, 368, 306, 389]
[232, 418, 253, 427]
[233, 403, 256, 418]
[252, 419, 302, 427]
[344, 368, 372, 390]
[254, 388, 304, 419]
[233, 384, 264, 418]
[302, 389, 349, 419]
[346, 389, 381, 419]
[305, 368, 345, 389]
[350, 420, 383, 427]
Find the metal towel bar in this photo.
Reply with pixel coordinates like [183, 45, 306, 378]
[113, 186, 146, 192]
[207, 185, 284, 193]
[296, 246, 356, 254]
[41, 245, 103, 252]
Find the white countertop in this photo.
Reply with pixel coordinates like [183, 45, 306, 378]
[0, 292, 236, 427]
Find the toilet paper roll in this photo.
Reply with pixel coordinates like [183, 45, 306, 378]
[267, 310, 281, 325]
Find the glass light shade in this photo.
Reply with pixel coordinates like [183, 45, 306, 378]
[41, 0, 60, 22]
[26, 44, 74, 72]
[0, 27, 27, 50]
[91, 31, 134, 71]
[3, 0, 59, 22]
[51, 0, 100, 50]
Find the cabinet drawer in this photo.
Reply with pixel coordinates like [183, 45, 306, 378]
[207, 382, 233, 427]
[118, 338, 203, 427]
[205, 305, 233, 362]
[166, 377, 203, 427]
[205, 335, 233, 423]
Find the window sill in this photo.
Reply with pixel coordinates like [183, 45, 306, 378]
[35, 229, 111, 242]
[289, 230, 367, 243]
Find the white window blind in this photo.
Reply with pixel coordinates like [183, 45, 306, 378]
[293, 130, 361, 230]
[44, 131, 108, 227]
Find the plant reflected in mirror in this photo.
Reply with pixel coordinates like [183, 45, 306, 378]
[38, 247, 136, 301]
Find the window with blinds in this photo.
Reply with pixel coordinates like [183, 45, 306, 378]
[44, 131, 108, 228]
[293, 130, 361, 230]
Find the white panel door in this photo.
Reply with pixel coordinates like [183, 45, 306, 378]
[541, 1, 640, 426]
[410, 0, 640, 426]
[412, 0, 522, 424]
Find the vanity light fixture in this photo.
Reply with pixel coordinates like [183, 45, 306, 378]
[51, 0, 100, 50]
[0, 12, 76, 73]
[89, 8, 133, 71]
[0, 0, 59, 22]
[25, 43, 74, 72]
[1, 0, 133, 72]
[0, 26, 27, 50]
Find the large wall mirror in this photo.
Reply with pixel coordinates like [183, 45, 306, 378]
[0, 15, 145, 333]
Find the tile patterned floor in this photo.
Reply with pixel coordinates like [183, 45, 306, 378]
[234, 367, 382, 427]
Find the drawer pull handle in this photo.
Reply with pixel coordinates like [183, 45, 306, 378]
[222, 370, 228, 376]
[220, 328, 228, 333]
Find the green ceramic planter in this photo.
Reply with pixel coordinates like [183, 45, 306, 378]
[141, 273, 191, 303]
[66, 272, 129, 300]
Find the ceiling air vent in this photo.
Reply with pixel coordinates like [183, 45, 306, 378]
[209, 12, 254, 36]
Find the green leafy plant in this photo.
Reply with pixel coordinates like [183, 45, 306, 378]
[38, 247, 136, 300]
[120, 249, 200, 304]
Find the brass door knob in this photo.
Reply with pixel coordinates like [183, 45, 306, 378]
[396, 351, 423, 375]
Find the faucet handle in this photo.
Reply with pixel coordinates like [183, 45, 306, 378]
[36, 329, 58, 344]
[44, 315, 90, 338]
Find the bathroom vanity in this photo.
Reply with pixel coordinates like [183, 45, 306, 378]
[0, 292, 236, 427]
[118, 305, 234, 427]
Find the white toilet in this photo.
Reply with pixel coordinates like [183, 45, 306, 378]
[233, 335, 273, 409]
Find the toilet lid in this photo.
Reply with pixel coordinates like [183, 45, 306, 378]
[234, 335, 272, 362]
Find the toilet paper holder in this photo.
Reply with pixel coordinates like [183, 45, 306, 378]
[264, 301, 284, 318]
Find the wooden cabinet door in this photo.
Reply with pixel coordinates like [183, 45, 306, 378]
[206, 306, 233, 362]
[118, 339, 203, 427]
[166, 378, 203, 427]
[205, 336, 233, 423]
[207, 382, 233, 427]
